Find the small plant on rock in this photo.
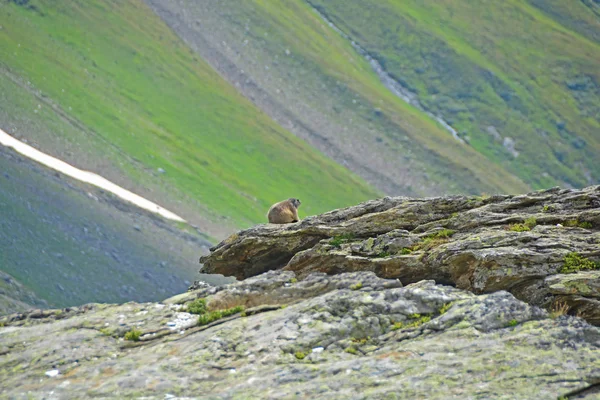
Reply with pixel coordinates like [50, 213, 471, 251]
[541, 205, 555, 213]
[560, 252, 599, 274]
[186, 298, 207, 315]
[430, 229, 456, 239]
[563, 219, 593, 229]
[509, 217, 536, 232]
[391, 314, 431, 331]
[508, 319, 518, 327]
[329, 233, 355, 248]
[99, 327, 113, 336]
[550, 300, 570, 319]
[509, 224, 530, 232]
[294, 351, 306, 360]
[124, 328, 142, 341]
[411, 229, 456, 251]
[197, 306, 245, 326]
[350, 282, 363, 290]
[439, 302, 453, 315]
[351, 337, 369, 345]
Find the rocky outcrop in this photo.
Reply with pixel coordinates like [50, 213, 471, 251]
[2, 270, 600, 399]
[2, 186, 599, 398]
[200, 186, 600, 325]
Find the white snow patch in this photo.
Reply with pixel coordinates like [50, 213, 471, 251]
[45, 370, 60, 377]
[0, 128, 186, 222]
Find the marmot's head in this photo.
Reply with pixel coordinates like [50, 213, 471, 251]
[289, 198, 301, 208]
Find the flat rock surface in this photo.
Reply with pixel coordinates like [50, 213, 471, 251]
[1, 271, 600, 399]
[200, 186, 600, 324]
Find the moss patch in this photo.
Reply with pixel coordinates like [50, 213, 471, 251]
[410, 229, 456, 252]
[391, 313, 432, 331]
[439, 302, 453, 315]
[197, 306, 245, 326]
[124, 328, 142, 342]
[508, 217, 537, 232]
[186, 298, 208, 315]
[329, 234, 355, 248]
[564, 219, 593, 229]
[560, 252, 600, 274]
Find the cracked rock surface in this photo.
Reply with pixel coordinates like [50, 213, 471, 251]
[200, 186, 600, 325]
[1, 271, 600, 399]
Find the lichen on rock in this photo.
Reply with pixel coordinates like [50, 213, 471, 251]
[200, 185, 600, 324]
[1, 270, 599, 399]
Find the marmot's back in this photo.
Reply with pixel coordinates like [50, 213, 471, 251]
[267, 198, 301, 224]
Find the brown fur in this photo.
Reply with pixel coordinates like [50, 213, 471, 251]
[267, 198, 301, 224]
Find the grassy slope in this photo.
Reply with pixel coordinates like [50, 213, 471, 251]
[0, 145, 231, 310]
[149, 0, 530, 197]
[528, 0, 600, 44]
[308, 0, 600, 189]
[0, 270, 48, 314]
[0, 0, 379, 231]
[250, 1, 528, 193]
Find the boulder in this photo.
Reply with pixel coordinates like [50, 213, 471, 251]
[1, 270, 599, 399]
[201, 186, 600, 324]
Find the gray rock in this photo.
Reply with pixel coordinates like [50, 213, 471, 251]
[1, 270, 598, 399]
[201, 185, 600, 324]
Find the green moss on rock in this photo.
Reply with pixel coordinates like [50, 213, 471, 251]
[560, 253, 600, 274]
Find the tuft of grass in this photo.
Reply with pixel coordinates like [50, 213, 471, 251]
[411, 229, 456, 252]
[344, 346, 359, 355]
[329, 233, 355, 248]
[197, 306, 245, 326]
[564, 220, 593, 229]
[560, 252, 600, 274]
[124, 328, 142, 342]
[550, 300, 570, 319]
[541, 205, 555, 213]
[350, 282, 363, 290]
[294, 351, 306, 360]
[186, 298, 207, 315]
[509, 217, 537, 232]
[429, 229, 456, 239]
[439, 302, 453, 315]
[351, 337, 369, 345]
[373, 251, 391, 258]
[391, 313, 432, 331]
[99, 328, 113, 336]
[508, 319, 518, 327]
[400, 248, 413, 255]
[509, 224, 531, 232]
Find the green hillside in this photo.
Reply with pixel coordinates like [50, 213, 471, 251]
[0, 0, 379, 234]
[148, 0, 531, 198]
[308, 0, 600, 189]
[0, 146, 227, 310]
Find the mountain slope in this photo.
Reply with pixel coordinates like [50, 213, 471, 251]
[0, 0, 379, 236]
[307, 0, 600, 189]
[0, 145, 228, 310]
[146, 0, 531, 198]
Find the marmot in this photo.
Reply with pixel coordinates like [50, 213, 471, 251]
[267, 198, 301, 224]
